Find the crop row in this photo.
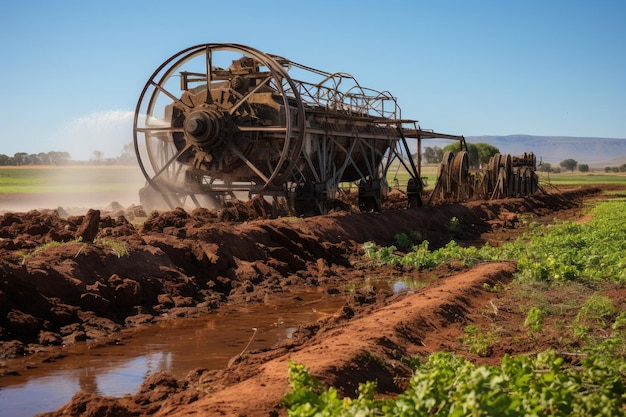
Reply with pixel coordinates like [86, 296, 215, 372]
[284, 197, 626, 415]
[284, 351, 626, 416]
[365, 198, 626, 283]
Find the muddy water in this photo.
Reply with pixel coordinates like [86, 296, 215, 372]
[0, 287, 347, 417]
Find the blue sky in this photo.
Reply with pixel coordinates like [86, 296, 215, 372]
[1, 0, 624, 160]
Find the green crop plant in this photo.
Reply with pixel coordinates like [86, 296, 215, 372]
[461, 324, 500, 357]
[362, 241, 378, 258]
[608, 312, 626, 355]
[283, 351, 626, 416]
[399, 240, 439, 269]
[584, 312, 626, 357]
[573, 294, 618, 342]
[515, 198, 626, 283]
[524, 307, 545, 337]
[482, 282, 504, 293]
[362, 241, 401, 266]
[394, 232, 413, 250]
[391, 231, 425, 251]
[283, 360, 383, 416]
[410, 230, 423, 242]
[363, 198, 626, 285]
[447, 216, 460, 232]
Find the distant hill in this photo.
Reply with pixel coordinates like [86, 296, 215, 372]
[466, 135, 626, 168]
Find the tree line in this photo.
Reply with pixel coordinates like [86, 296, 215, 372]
[0, 143, 136, 166]
[423, 146, 626, 174]
[0, 151, 71, 166]
[422, 142, 500, 168]
[540, 159, 626, 173]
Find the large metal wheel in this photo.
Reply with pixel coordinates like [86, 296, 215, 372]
[133, 43, 305, 209]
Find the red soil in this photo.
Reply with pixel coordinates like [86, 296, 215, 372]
[0, 185, 622, 416]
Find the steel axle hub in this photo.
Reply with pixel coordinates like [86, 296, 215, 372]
[183, 109, 224, 147]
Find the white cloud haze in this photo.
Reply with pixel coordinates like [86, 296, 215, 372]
[53, 110, 135, 161]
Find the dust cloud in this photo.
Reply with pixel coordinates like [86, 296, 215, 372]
[0, 110, 148, 215]
[0, 165, 146, 215]
[54, 110, 135, 161]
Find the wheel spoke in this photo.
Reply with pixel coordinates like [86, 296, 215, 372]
[205, 45, 213, 104]
[152, 143, 192, 181]
[137, 126, 184, 134]
[228, 75, 272, 115]
[237, 126, 287, 133]
[227, 144, 270, 184]
[151, 81, 192, 110]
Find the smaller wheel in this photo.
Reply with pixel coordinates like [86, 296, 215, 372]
[501, 154, 512, 197]
[436, 151, 455, 201]
[450, 151, 469, 201]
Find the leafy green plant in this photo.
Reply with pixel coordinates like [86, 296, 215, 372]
[514, 199, 626, 283]
[524, 307, 545, 336]
[394, 232, 413, 250]
[608, 312, 626, 354]
[400, 240, 438, 269]
[573, 294, 617, 340]
[363, 241, 401, 265]
[482, 282, 503, 293]
[362, 241, 378, 258]
[410, 230, 423, 242]
[461, 324, 499, 357]
[364, 198, 626, 285]
[284, 352, 626, 416]
[587, 312, 626, 357]
[448, 216, 460, 231]
[283, 361, 382, 416]
[613, 312, 626, 332]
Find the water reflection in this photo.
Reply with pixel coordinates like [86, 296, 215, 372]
[0, 289, 344, 417]
[393, 281, 410, 293]
[0, 353, 168, 417]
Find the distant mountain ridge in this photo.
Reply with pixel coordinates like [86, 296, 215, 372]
[466, 135, 626, 167]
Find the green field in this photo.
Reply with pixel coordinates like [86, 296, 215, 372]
[1, 165, 624, 196]
[385, 164, 439, 189]
[0, 165, 145, 194]
[537, 171, 626, 186]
